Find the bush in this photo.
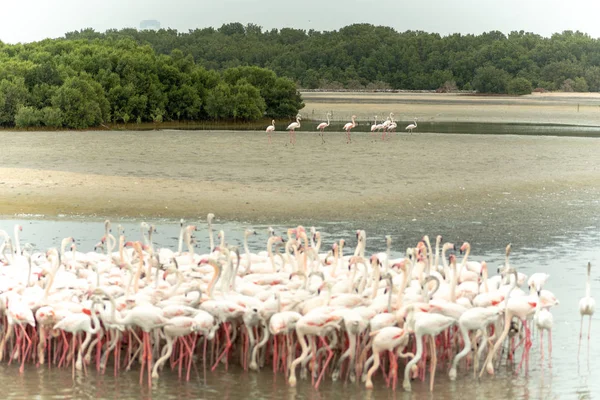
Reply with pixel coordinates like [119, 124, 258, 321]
[41, 107, 63, 127]
[507, 77, 533, 95]
[15, 106, 43, 127]
[573, 77, 589, 92]
[472, 66, 511, 94]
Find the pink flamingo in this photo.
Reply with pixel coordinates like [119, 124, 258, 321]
[365, 327, 413, 390]
[316, 113, 331, 144]
[342, 115, 357, 143]
[286, 114, 301, 145]
[265, 120, 275, 144]
[288, 309, 342, 389]
[402, 306, 457, 392]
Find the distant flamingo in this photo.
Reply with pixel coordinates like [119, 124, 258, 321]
[578, 261, 595, 357]
[316, 113, 331, 144]
[405, 117, 418, 134]
[386, 113, 397, 139]
[286, 114, 301, 145]
[370, 116, 378, 137]
[266, 120, 275, 144]
[343, 115, 357, 144]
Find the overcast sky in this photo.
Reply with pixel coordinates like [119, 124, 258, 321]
[2, 0, 600, 44]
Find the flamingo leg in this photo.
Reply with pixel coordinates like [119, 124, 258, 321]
[549, 329, 552, 361]
[430, 336, 437, 392]
[315, 336, 334, 390]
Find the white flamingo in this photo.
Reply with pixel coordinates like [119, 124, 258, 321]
[578, 261, 595, 357]
[316, 113, 331, 144]
[265, 120, 275, 144]
[342, 115, 357, 144]
[405, 117, 418, 134]
[286, 114, 301, 145]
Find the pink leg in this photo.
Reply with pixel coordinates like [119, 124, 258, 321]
[540, 330, 544, 360]
[212, 323, 231, 371]
[139, 335, 145, 385]
[315, 337, 334, 390]
[549, 330, 552, 359]
[272, 335, 278, 374]
[146, 332, 152, 388]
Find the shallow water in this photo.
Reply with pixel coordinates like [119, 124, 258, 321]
[0, 215, 598, 399]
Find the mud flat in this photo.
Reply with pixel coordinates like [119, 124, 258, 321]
[0, 121, 599, 231]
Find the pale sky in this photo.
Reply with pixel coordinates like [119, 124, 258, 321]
[2, 0, 600, 44]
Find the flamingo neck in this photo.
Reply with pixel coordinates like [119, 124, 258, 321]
[450, 262, 458, 303]
[586, 267, 591, 298]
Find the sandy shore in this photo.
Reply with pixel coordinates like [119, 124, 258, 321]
[0, 93, 599, 226]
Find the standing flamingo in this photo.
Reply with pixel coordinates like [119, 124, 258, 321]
[286, 114, 301, 145]
[265, 120, 275, 145]
[342, 115, 357, 144]
[370, 116, 378, 138]
[316, 113, 331, 144]
[386, 113, 397, 139]
[405, 117, 418, 134]
[578, 261, 595, 357]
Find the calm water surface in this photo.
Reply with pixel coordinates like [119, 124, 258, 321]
[0, 215, 598, 399]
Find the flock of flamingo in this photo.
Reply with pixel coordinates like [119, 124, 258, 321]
[266, 113, 418, 145]
[0, 216, 593, 392]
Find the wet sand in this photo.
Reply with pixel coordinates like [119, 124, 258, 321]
[0, 102, 599, 226]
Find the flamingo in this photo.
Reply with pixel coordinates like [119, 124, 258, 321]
[387, 113, 397, 136]
[365, 327, 413, 390]
[381, 112, 393, 140]
[342, 115, 357, 144]
[578, 261, 595, 357]
[288, 309, 342, 389]
[405, 117, 418, 134]
[534, 297, 554, 363]
[316, 113, 331, 144]
[402, 307, 457, 392]
[286, 114, 301, 145]
[370, 116, 378, 137]
[479, 269, 537, 377]
[265, 120, 275, 144]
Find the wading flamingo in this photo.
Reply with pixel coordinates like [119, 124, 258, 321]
[370, 116, 378, 137]
[342, 115, 357, 144]
[405, 117, 418, 134]
[316, 113, 331, 144]
[286, 114, 301, 145]
[266, 120, 275, 144]
[578, 261, 595, 357]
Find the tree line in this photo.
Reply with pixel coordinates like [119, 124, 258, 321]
[0, 38, 304, 128]
[63, 24, 600, 95]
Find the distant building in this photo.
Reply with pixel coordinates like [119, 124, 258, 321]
[140, 20, 161, 30]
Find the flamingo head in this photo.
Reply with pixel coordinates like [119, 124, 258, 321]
[448, 254, 457, 265]
[370, 254, 380, 267]
[459, 242, 470, 254]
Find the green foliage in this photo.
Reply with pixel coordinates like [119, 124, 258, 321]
[41, 107, 63, 127]
[507, 77, 533, 95]
[0, 35, 303, 128]
[573, 77, 589, 92]
[51, 76, 109, 129]
[15, 106, 43, 127]
[60, 24, 600, 94]
[0, 77, 29, 125]
[472, 66, 511, 93]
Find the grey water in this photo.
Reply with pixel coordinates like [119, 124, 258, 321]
[0, 214, 598, 399]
